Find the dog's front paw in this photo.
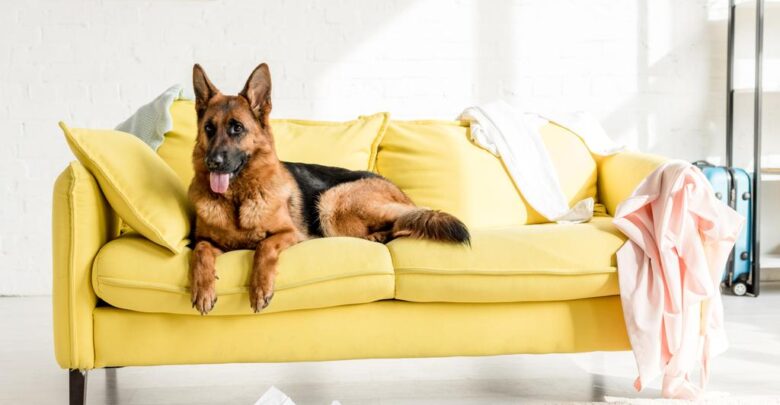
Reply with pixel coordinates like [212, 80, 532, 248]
[249, 283, 274, 313]
[191, 280, 218, 315]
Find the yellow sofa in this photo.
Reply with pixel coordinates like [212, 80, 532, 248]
[53, 101, 667, 404]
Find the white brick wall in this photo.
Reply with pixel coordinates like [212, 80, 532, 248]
[0, 0, 727, 295]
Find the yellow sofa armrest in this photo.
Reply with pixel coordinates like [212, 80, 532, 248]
[597, 151, 670, 216]
[52, 162, 118, 369]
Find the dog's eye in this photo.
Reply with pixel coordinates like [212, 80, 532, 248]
[229, 122, 244, 136]
[204, 123, 216, 138]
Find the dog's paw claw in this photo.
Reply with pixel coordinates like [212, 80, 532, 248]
[249, 288, 274, 313]
[262, 292, 274, 309]
[191, 286, 217, 315]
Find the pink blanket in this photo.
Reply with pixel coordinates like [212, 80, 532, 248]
[613, 160, 744, 399]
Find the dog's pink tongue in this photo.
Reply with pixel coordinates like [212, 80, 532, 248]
[209, 173, 230, 194]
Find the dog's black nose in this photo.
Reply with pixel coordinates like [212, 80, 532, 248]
[206, 151, 227, 171]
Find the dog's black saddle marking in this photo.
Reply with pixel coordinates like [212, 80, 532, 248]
[283, 161, 378, 237]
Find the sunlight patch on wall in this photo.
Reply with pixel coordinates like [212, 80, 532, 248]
[305, 0, 476, 119]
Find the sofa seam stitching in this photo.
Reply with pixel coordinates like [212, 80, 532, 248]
[95, 272, 394, 295]
[392, 267, 617, 276]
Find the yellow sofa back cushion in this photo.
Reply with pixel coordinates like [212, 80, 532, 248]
[272, 113, 388, 171]
[376, 120, 597, 227]
[158, 100, 389, 187]
[159, 103, 597, 227]
[156, 101, 198, 189]
[376, 120, 527, 227]
[59, 123, 192, 253]
[539, 122, 599, 211]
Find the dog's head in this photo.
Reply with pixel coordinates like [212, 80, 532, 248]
[192, 63, 274, 194]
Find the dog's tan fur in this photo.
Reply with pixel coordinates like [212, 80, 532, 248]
[188, 63, 469, 315]
[318, 177, 417, 242]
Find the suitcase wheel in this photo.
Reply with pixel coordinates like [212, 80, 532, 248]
[732, 282, 748, 296]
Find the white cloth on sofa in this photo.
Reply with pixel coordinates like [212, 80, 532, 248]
[115, 84, 192, 150]
[460, 101, 620, 224]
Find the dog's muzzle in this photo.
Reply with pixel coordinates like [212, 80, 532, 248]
[205, 150, 248, 194]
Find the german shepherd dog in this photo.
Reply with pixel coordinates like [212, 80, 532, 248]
[188, 63, 470, 315]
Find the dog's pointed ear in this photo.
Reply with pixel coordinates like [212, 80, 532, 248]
[193, 64, 220, 116]
[239, 63, 272, 125]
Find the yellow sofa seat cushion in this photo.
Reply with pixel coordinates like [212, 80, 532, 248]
[158, 100, 389, 187]
[375, 120, 597, 227]
[388, 217, 626, 303]
[92, 234, 395, 316]
[59, 123, 192, 253]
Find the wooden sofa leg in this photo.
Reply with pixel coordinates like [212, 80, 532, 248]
[69, 369, 87, 405]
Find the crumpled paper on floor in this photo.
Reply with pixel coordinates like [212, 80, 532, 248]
[254, 386, 341, 405]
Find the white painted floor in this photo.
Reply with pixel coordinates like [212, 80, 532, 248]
[2, 284, 780, 404]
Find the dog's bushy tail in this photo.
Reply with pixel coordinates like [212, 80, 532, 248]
[392, 208, 470, 245]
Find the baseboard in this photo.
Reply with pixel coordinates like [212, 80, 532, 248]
[760, 267, 780, 281]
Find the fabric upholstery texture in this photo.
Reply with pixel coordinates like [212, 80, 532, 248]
[271, 113, 389, 171]
[91, 217, 624, 316]
[60, 123, 192, 253]
[92, 234, 395, 316]
[51, 109, 669, 370]
[597, 151, 668, 216]
[52, 162, 118, 369]
[156, 100, 199, 187]
[375, 120, 597, 227]
[389, 217, 625, 303]
[92, 298, 631, 367]
[157, 100, 389, 187]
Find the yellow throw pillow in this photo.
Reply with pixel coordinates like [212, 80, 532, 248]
[157, 100, 390, 187]
[59, 123, 192, 253]
[376, 120, 598, 227]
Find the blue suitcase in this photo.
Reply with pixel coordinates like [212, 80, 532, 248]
[693, 162, 754, 295]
